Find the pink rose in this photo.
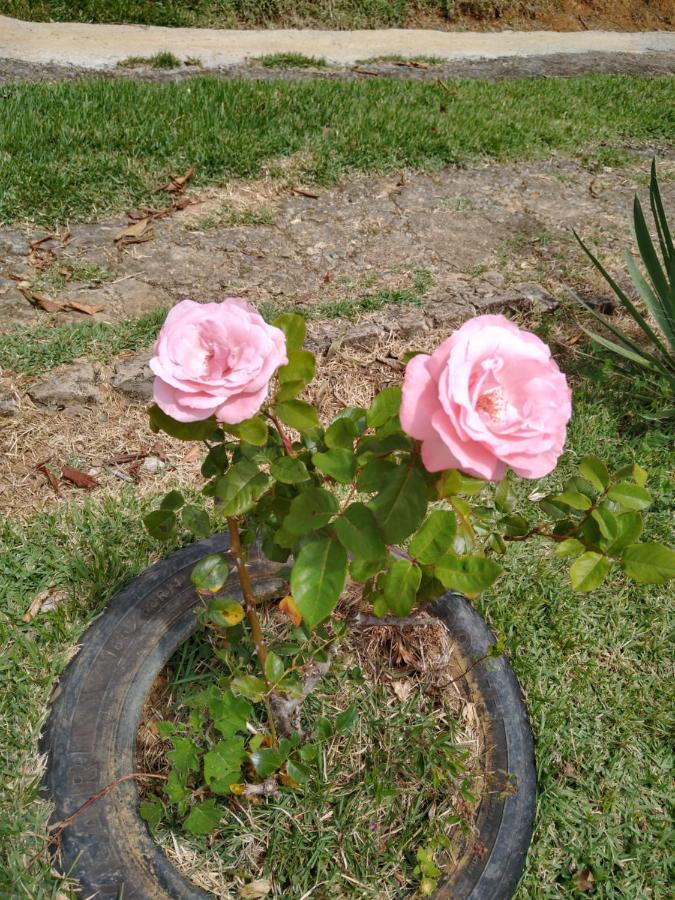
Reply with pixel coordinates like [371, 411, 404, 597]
[150, 298, 287, 424]
[400, 314, 571, 480]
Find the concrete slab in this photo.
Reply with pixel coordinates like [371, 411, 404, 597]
[1, 16, 673, 70]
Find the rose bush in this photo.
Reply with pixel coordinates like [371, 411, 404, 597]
[400, 314, 571, 480]
[143, 298, 674, 882]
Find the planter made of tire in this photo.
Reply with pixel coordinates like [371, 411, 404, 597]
[41, 535, 536, 900]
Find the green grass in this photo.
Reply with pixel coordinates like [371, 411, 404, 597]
[254, 53, 328, 69]
[355, 54, 445, 65]
[0, 373, 672, 896]
[0, 270, 432, 375]
[1, 75, 672, 226]
[0, 306, 167, 376]
[33, 259, 114, 292]
[117, 51, 184, 69]
[0, 1, 543, 29]
[187, 204, 277, 231]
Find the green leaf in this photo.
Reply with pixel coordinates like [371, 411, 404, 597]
[201, 444, 228, 477]
[167, 737, 199, 779]
[494, 479, 516, 513]
[286, 759, 312, 785]
[551, 492, 593, 511]
[409, 510, 457, 564]
[437, 470, 486, 497]
[324, 416, 357, 450]
[334, 503, 386, 561]
[382, 558, 422, 617]
[312, 448, 356, 484]
[226, 415, 268, 446]
[554, 538, 585, 558]
[182, 504, 211, 538]
[250, 747, 286, 778]
[207, 598, 245, 627]
[149, 404, 217, 441]
[160, 490, 184, 511]
[284, 487, 338, 535]
[591, 505, 619, 543]
[299, 743, 319, 763]
[434, 555, 502, 594]
[356, 459, 397, 493]
[605, 512, 644, 554]
[607, 482, 652, 511]
[277, 350, 316, 400]
[290, 537, 348, 630]
[264, 651, 285, 684]
[621, 543, 675, 584]
[191, 554, 230, 595]
[579, 456, 610, 491]
[314, 717, 333, 741]
[139, 798, 163, 831]
[273, 312, 306, 351]
[165, 769, 187, 803]
[275, 400, 321, 438]
[614, 463, 649, 487]
[356, 433, 412, 459]
[366, 386, 402, 428]
[569, 551, 610, 592]
[350, 555, 388, 582]
[230, 675, 267, 702]
[184, 799, 221, 836]
[270, 456, 310, 484]
[214, 461, 269, 515]
[335, 703, 358, 734]
[368, 464, 427, 543]
[210, 691, 253, 737]
[143, 508, 176, 541]
[204, 738, 246, 793]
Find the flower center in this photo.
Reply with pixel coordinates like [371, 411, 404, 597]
[476, 387, 506, 423]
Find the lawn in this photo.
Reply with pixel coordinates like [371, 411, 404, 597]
[0, 75, 673, 226]
[0, 370, 672, 896]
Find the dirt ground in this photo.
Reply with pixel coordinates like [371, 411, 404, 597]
[1, 152, 673, 518]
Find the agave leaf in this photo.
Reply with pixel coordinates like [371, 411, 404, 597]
[624, 250, 675, 349]
[649, 158, 674, 262]
[632, 195, 672, 313]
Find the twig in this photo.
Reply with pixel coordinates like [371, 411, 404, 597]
[270, 649, 334, 738]
[353, 613, 439, 628]
[243, 777, 280, 798]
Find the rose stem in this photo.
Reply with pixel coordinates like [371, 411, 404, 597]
[226, 516, 278, 746]
[267, 411, 296, 456]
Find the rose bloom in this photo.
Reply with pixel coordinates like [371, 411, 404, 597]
[401, 314, 571, 480]
[150, 298, 287, 424]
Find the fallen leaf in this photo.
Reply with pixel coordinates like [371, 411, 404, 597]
[114, 217, 154, 244]
[322, 270, 332, 284]
[22, 587, 65, 622]
[155, 167, 194, 194]
[19, 287, 63, 313]
[63, 301, 104, 316]
[392, 679, 413, 702]
[61, 465, 99, 490]
[574, 868, 594, 892]
[239, 879, 272, 899]
[589, 177, 600, 199]
[279, 595, 303, 627]
[182, 444, 202, 464]
[36, 463, 60, 495]
[292, 187, 319, 199]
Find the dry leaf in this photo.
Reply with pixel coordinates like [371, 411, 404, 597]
[392, 679, 413, 702]
[37, 463, 61, 495]
[61, 465, 99, 490]
[19, 287, 63, 313]
[22, 587, 65, 622]
[182, 444, 203, 464]
[239, 879, 272, 899]
[155, 167, 194, 194]
[114, 217, 154, 244]
[279, 595, 303, 627]
[292, 187, 319, 199]
[574, 869, 594, 892]
[63, 301, 104, 316]
[322, 270, 332, 284]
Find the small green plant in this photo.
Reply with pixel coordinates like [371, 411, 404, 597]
[574, 160, 675, 416]
[118, 51, 182, 69]
[34, 259, 113, 292]
[255, 53, 328, 69]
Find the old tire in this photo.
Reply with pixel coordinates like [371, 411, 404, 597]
[42, 535, 535, 899]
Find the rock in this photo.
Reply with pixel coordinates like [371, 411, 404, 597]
[112, 351, 153, 400]
[472, 289, 526, 313]
[29, 362, 101, 408]
[142, 456, 164, 474]
[0, 380, 20, 417]
[482, 270, 506, 288]
[515, 282, 559, 311]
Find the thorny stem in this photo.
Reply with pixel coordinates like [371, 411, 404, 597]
[267, 411, 296, 456]
[226, 516, 278, 746]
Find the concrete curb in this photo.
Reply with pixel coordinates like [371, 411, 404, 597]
[1, 16, 674, 69]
